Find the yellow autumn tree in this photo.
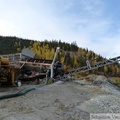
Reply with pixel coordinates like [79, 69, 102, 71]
[73, 56, 78, 68]
[104, 66, 108, 75]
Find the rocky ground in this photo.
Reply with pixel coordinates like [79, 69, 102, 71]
[0, 75, 120, 120]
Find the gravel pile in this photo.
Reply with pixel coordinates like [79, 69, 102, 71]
[78, 94, 120, 113]
[92, 75, 120, 95]
[0, 75, 120, 120]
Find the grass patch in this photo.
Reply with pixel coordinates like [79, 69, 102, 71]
[111, 77, 120, 86]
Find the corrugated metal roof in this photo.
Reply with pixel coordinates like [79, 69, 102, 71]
[22, 48, 35, 58]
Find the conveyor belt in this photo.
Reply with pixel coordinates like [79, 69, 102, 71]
[66, 56, 120, 75]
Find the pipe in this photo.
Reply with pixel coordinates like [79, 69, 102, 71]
[0, 70, 49, 100]
[0, 84, 45, 100]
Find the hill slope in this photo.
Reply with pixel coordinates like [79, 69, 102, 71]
[0, 35, 120, 77]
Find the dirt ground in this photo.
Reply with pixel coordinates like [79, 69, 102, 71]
[0, 75, 120, 120]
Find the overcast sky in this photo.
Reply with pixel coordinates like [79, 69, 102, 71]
[0, 0, 120, 58]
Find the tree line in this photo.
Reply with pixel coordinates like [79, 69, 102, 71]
[0, 36, 120, 77]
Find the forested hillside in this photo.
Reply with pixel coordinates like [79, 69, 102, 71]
[0, 36, 120, 77]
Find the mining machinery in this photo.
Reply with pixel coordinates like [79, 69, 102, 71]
[0, 57, 21, 86]
[0, 47, 120, 87]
